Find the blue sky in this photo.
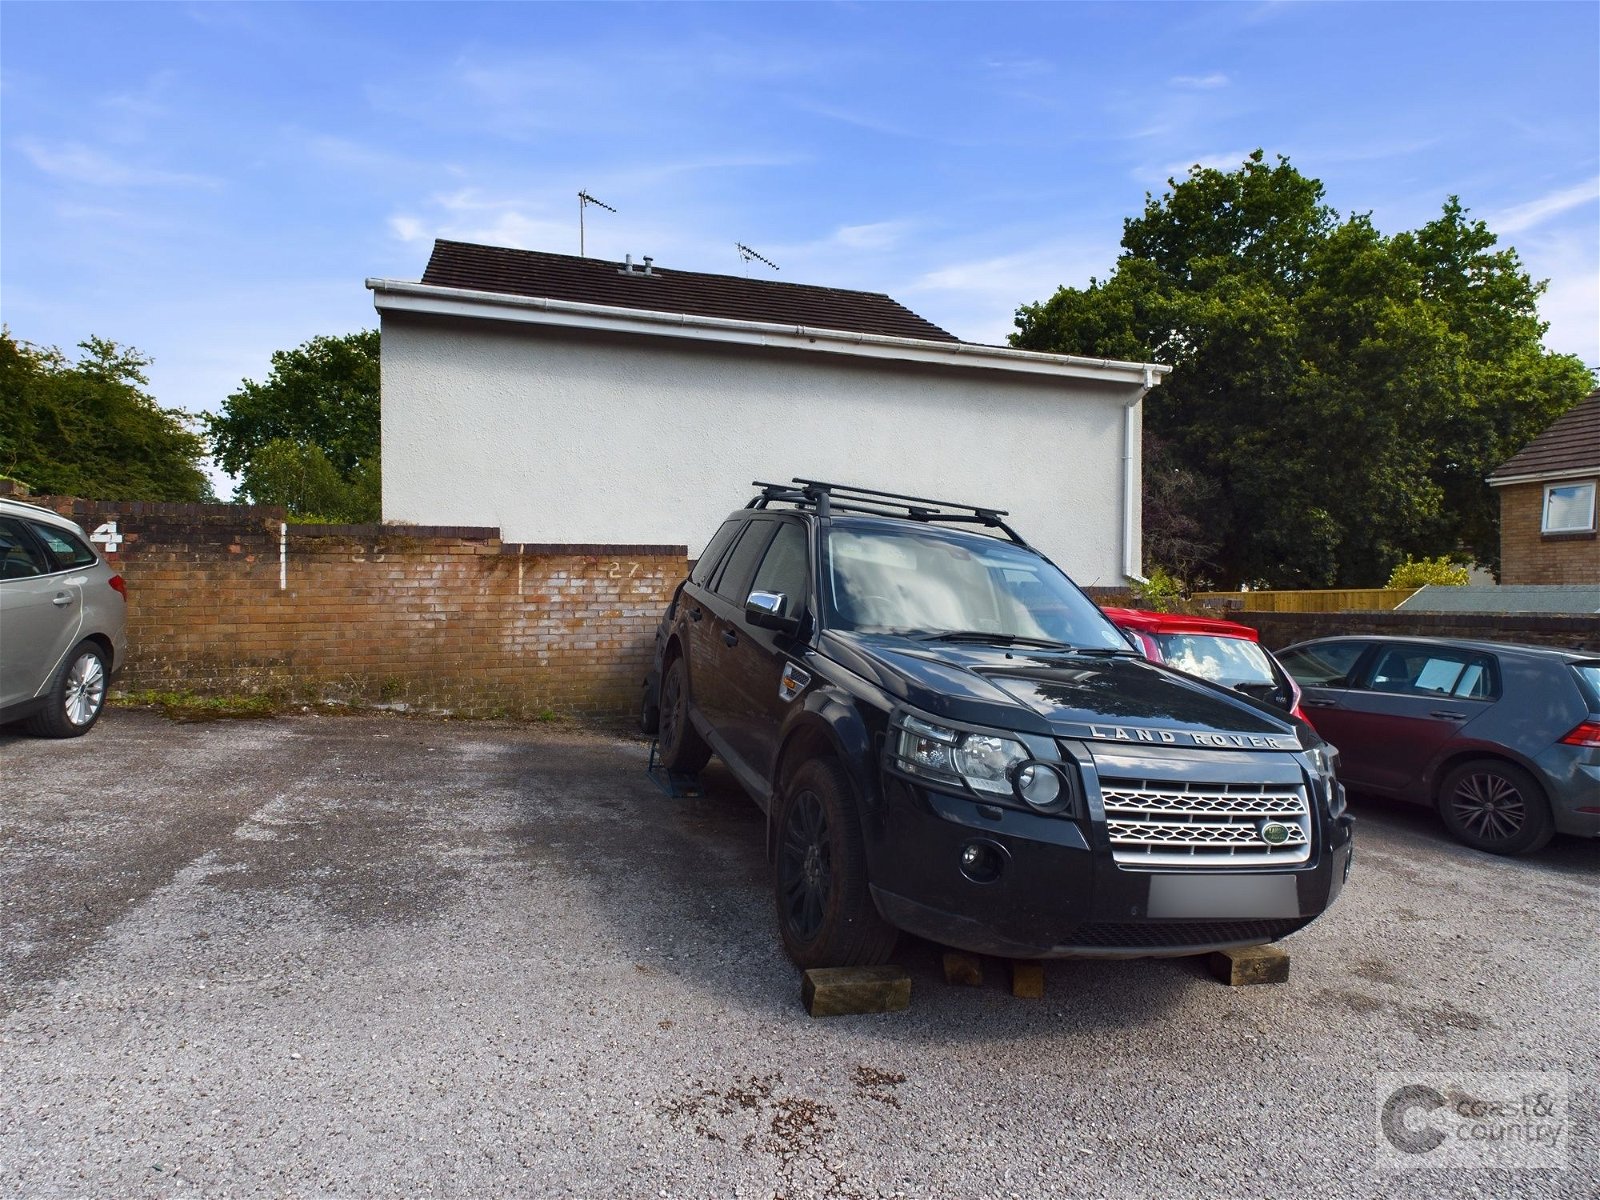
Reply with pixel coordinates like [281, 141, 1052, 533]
[3, 1, 1597, 491]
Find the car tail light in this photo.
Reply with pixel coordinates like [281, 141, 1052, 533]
[1559, 719, 1600, 747]
[1131, 631, 1161, 661]
[1292, 704, 1315, 731]
[109, 575, 127, 600]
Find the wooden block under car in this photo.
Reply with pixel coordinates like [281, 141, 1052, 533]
[1010, 960, 1045, 999]
[1207, 944, 1290, 987]
[942, 951, 984, 987]
[801, 966, 912, 1017]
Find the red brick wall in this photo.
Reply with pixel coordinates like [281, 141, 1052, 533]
[1498, 479, 1600, 586]
[21, 495, 686, 718]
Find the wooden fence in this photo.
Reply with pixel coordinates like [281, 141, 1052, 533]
[1193, 588, 1419, 613]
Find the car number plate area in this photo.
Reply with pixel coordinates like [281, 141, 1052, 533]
[1146, 872, 1298, 919]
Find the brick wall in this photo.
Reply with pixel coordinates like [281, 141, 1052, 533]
[1229, 609, 1599, 654]
[19, 494, 686, 718]
[1498, 479, 1600, 585]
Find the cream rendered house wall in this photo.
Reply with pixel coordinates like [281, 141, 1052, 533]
[374, 292, 1159, 586]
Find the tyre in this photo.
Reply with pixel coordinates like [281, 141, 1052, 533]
[656, 655, 711, 773]
[24, 640, 108, 739]
[1438, 759, 1555, 855]
[773, 756, 898, 968]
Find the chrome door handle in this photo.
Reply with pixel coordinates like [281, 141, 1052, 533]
[51, 592, 74, 607]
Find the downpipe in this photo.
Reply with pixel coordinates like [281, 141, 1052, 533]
[1122, 366, 1155, 586]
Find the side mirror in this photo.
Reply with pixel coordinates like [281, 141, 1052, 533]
[745, 590, 800, 633]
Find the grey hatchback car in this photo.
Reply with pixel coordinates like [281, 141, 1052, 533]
[1277, 636, 1600, 854]
[0, 498, 128, 737]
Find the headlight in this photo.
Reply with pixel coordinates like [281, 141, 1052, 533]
[1306, 743, 1338, 779]
[896, 716, 1025, 795]
[893, 715, 1074, 812]
[1305, 742, 1347, 818]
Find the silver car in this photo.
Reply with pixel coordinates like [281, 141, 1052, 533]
[0, 498, 128, 737]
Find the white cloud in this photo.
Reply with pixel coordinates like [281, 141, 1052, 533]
[386, 189, 576, 254]
[831, 221, 914, 251]
[901, 238, 1121, 345]
[1128, 149, 1257, 185]
[388, 215, 427, 244]
[1489, 178, 1599, 235]
[17, 139, 220, 189]
[1170, 72, 1230, 89]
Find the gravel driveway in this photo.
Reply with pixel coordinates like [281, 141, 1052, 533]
[2, 710, 1595, 1198]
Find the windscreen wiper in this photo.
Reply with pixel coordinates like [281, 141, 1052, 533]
[920, 631, 1077, 651]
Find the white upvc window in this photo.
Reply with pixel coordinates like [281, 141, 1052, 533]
[1542, 480, 1597, 534]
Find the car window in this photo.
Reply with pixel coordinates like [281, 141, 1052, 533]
[0, 517, 50, 579]
[1150, 633, 1275, 688]
[689, 520, 742, 587]
[1278, 641, 1367, 687]
[26, 521, 97, 571]
[822, 523, 1126, 649]
[711, 521, 775, 604]
[1366, 646, 1497, 700]
[1570, 663, 1600, 709]
[748, 522, 808, 617]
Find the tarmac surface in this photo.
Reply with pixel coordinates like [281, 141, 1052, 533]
[2, 708, 1596, 1198]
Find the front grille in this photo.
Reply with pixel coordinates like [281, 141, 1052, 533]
[1100, 778, 1312, 867]
[1064, 918, 1307, 949]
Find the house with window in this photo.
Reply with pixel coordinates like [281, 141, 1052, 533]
[367, 241, 1168, 586]
[1488, 390, 1600, 586]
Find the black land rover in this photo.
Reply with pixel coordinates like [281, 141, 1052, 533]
[642, 480, 1353, 969]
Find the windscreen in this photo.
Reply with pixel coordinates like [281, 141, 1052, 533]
[822, 524, 1127, 650]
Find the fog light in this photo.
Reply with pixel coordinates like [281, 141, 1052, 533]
[958, 839, 1005, 884]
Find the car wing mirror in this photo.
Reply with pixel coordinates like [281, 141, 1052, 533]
[745, 590, 800, 633]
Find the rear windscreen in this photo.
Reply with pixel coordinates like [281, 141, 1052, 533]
[1152, 633, 1275, 689]
[1571, 663, 1600, 710]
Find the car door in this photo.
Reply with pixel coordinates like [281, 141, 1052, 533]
[1326, 643, 1497, 797]
[1277, 640, 1376, 779]
[693, 518, 776, 751]
[0, 516, 82, 709]
[720, 519, 811, 786]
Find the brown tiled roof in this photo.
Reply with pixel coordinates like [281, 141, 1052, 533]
[1489, 390, 1600, 482]
[420, 240, 959, 343]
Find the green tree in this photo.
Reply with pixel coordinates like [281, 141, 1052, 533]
[207, 330, 380, 520]
[0, 329, 211, 501]
[1013, 152, 1591, 586]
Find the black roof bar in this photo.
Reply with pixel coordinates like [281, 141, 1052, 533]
[748, 478, 1032, 548]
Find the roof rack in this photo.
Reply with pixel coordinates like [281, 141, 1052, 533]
[747, 478, 1031, 548]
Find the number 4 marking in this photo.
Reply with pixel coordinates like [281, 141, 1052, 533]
[90, 521, 123, 552]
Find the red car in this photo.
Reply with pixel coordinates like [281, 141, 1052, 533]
[1102, 607, 1309, 725]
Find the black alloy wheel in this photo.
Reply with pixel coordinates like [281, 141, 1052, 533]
[656, 656, 711, 773]
[779, 788, 832, 943]
[772, 757, 898, 968]
[1438, 759, 1555, 856]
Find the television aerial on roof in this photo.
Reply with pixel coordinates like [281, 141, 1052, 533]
[736, 243, 779, 275]
[578, 191, 616, 257]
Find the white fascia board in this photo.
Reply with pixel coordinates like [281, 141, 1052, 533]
[1488, 467, 1600, 488]
[365, 278, 1170, 388]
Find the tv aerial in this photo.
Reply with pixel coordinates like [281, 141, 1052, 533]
[736, 243, 779, 275]
[578, 191, 616, 257]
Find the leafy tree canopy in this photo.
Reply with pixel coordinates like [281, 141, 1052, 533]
[0, 329, 211, 502]
[206, 330, 380, 521]
[1013, 151, 1593, 587]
